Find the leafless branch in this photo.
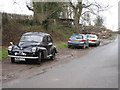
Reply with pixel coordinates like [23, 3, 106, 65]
[81, 11, 96, 16]
[26, 2, 34, 11]
[69, 0, 76, 10]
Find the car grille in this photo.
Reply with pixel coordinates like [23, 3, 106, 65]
[11, 52, 36, 57]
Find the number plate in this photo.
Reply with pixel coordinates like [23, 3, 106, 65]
[74, 40, 79, 42]
[15, 57, 25, 61]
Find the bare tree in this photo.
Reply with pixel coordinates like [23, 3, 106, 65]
[26, 2, 63, 30]
[94, 15, 104, 26]
[69, 0, 109, 32]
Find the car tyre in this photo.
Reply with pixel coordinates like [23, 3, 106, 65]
[11, 57, 15, 63]
[86, 44, 89, 48]
[68, 45, 71, 48]
[95, 43, 97, 47]
[37, 52, 42, 64]
[25, 59, 31, 63]
[50, 50, 56, 60]
[98, 42, 100, 46]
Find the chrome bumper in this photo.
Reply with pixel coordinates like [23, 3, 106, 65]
[8, 55, 39, 59]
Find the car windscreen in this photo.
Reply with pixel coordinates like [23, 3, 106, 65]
[20, 35, 43, 42]
[71, 35, 83, 39]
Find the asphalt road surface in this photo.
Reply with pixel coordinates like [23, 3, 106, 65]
[3, 37, 118, 88]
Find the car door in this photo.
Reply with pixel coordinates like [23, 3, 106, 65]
[47, 36, 53, 55]
[42, 36, 48, 46]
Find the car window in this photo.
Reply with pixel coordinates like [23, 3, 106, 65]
[87, 35, 97, 38]
[43, 36, 47, 42]
[20, 35, 43, 42]
[48, 36, 52, 42]
[71, 35, 83, 39]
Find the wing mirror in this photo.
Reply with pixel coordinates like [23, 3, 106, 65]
[10, 42, 14, 46]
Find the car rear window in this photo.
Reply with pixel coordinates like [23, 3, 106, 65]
[87, 35, 97, 38]
[71, 35, 83, 39]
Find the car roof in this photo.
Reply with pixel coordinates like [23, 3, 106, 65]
[23, 32, 50, 37]
[72, 34, 85, 36]
[86, 34, 97, 36]
[78, 34, 85, 35]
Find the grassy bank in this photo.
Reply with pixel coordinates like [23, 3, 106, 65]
[54, 42, 67, 50]
[0, 47, 2, 60]
[107, 33, 118, 40]
[1, 47, 8, 60]
[3, 23, 75, 46]
[111, 33, 118, 36]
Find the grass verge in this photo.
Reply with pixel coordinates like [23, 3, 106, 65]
[107, 33, 118, 40]
[111, 33, 118, 36]
[54, 42, 67, 50]
[0, 47, 8, 60]
[0, 47, 2, 60]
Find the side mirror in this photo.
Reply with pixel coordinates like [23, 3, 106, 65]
[10, 42, 14, 46]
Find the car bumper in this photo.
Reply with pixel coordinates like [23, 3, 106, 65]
[68, 42, 84, 47]
[8, 55, 39, 59]
[88, 42, 97, 45]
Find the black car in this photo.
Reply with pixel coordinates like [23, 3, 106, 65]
[8, 32, 57, 64]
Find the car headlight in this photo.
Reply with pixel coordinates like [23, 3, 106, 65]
[32, 47, 37, 52]
[8, 46, 13, 51]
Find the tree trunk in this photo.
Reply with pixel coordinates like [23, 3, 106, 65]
[74, 11, 80, 33]
[70, 1, 83, 33]
[73, 6, 82, 33]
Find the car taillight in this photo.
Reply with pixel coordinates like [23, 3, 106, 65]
[80, 40, 86, 42]
[68, 38, 71, 41]
[92, 40, 96, 42]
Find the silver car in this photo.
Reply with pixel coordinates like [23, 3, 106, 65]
[86, 34, 100, 46]
[68, 34, 89, 49]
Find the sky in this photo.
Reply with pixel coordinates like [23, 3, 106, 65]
[0, 0, 119, 31]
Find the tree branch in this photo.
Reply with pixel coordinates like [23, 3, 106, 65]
[26, 2, 34, 11]
[84, 3, 100, 8]
[81, 11, 96, 16]
[69, 0, 76, 10]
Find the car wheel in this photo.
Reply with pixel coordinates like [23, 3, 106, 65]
[98, 42, 100, 46]
[95, 43, 97, 47]
[37, 52, 42, 64]
[86, 43, 89, 48]
[50, 50, 56, 60]
[68, 45, 71, 48]
[11, 57, 15, 63]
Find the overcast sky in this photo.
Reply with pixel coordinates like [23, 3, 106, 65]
[0, 0, 119, 31]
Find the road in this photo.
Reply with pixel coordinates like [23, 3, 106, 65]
[3, 37, 118, 88]
[118, 35, 120, 89]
